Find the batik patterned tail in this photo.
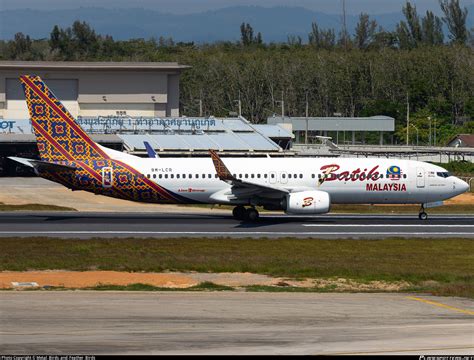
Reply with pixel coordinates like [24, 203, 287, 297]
[20, 75, 109, 162]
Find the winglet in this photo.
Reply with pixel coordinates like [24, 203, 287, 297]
[209, 149, 234, 181]
[144, 141, 159, 158]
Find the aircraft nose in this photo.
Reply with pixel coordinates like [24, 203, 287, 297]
[456, 178, 469, 194]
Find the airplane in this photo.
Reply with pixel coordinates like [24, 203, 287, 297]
[144, 141, 159, 158]
[9, 75, 470, 221]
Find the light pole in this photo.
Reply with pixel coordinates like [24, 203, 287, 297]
[428, 116, 431, 146]
[305, 92, 309, 145]
[233, 95, 242, 117]
[275, 90, 285, 119]
[409, 123, 419, 146]
[406, 92, 410, 146]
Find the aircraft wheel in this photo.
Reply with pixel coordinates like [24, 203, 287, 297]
[419, 212, 428, 220]
[232, 206, 246, 220]
[246, 208, 260, 222]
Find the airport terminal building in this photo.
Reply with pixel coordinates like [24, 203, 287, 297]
[0, 61, 185, 119]
[0, 61, 296, 175]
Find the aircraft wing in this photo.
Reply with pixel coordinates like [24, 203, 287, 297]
[209, 150, 289, 197]
[9, 157, 77, 173]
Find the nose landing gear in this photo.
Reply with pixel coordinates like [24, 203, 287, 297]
[418, 205, 428, 220]
[232, 206, 260, 221]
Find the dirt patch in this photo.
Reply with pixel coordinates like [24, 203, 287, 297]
[444, 192, 473, 205]
[0, 271, 198, 289]
[0, 270, 412, 292]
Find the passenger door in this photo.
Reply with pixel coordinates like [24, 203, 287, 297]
[416, 167, 425, 188]
[102, 167, 113, 188]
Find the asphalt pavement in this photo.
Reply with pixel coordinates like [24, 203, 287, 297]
[0, 211, 472, 238]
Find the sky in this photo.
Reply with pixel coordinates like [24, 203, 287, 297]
[2, 0, 474, 14]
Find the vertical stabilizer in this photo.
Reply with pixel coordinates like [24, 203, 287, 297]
[20, 75, 109, 162]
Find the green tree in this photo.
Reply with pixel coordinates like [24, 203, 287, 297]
[308, 22, 336, 49]
[439, 0, 469, 44]
[354, 13, 378, 49]
[421, 11, 444, 45]
[9, 32, 32, 59]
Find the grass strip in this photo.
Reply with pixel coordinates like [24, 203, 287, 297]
[0, 237, 472, 297]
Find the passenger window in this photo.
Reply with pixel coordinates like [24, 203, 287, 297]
[282, 174, 286, 179]
[271, 174, 275, 178]
[299, 174, 303, 179]
[202, 174, 205, 178]
[182, 174, 186, 179]
[257, 174, 261, 179]
[147, 174, 150, 179]
[170, 174, 174, 179]
[403, 174, 407, 179]
[215, 174, 218, 178]
[153, 174, 157, 179]
[311, 174, 315, 179]
[264, 174, 268, 178]
[208, 174, 212, 178]
[195, 174, 199, 178]
[164, 174, 168, 179]
[251, 174, 254, 178]
[177, 174, 180, 179]
[245, 174, 248, 178]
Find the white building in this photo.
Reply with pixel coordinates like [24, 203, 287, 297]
[0, 61, 188, 119]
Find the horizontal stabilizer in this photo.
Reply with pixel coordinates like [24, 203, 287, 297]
[8, 157, 77, 173]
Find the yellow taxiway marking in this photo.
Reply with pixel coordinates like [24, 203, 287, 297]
[330, 345, 474, 355]
[406, 296, 474, 315]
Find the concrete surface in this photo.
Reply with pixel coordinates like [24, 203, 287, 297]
[0, 292, 473, 355]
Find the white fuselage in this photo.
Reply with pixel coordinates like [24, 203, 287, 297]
[128, 156, 468, 205]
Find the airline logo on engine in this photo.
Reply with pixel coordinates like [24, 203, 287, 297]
[302, 197, 314, 208]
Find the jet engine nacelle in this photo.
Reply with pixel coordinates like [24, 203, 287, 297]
[283, 190, 331, 215]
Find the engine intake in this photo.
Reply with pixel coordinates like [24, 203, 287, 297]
[283, 190, 331, 215]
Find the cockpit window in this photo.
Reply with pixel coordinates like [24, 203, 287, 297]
[436, 172, 451, 178]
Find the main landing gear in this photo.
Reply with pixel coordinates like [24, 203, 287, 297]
[232, 206, 260, 221]
[418, 205, 428, 220]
